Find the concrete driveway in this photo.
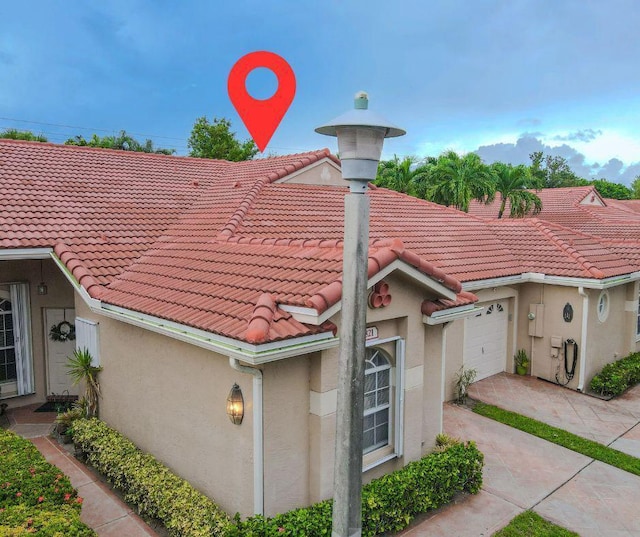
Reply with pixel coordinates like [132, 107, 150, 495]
[400, 375, 640, 537]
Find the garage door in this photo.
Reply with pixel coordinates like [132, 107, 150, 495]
[464, 301, 508, 381]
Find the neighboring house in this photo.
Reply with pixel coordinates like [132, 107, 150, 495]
[2, 140, 639, 517]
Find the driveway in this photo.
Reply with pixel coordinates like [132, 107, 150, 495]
[400, 375, 640, 537]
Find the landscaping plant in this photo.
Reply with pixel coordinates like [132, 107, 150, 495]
[66, 348, 102, 418]
[454, 366, 477, 405]
[589, 351, 640, 397]
[0, 428, 94, 535]
[72, 419, 483, 537]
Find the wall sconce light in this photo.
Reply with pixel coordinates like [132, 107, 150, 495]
[37, 260, 48, 296]
[226, 383, 244, 425]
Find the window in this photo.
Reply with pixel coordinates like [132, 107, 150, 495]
[597, 290, 609, 322]
[363, 348, 391, 454]
[637, 293, 640, 338]
[0, 296, 16, 383]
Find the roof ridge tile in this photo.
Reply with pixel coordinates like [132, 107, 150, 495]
[245, 293, 276, 344]
[531, 220, 606, 278]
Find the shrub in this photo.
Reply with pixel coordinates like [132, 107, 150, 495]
[230, 437, 483, 536]
[0, 428, 94, 536]
[73, 419, 483, 537]
[72, 418, 233, 537]
[589, 352, 640, 397]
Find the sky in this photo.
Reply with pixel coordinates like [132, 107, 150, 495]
[2, 0, 640, 184]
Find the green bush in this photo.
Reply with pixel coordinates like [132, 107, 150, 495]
[72, 418, 233, 537]
[589, 352, 640, 397]
[230, 437, 483, 537]
[0, 505, 95, 536]
[73, 419, 483, 537]
[0, 428, 94, 536]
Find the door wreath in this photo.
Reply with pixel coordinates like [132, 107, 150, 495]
[49, 321, 76, 342]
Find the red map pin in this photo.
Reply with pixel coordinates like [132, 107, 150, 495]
[228, 51, 296, 153]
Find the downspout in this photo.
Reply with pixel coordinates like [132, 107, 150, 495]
[440, 322, 450, 433]
[577, 287, 589, 391]
[229, 357, 264, 516]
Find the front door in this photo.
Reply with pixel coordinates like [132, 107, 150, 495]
[44, 308, 78, 397]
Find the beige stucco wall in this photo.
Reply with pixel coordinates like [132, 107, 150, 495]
[584, 283, 637, 387]
[262, 356, 311, 515]
[73, 298, 255, 517]
[308, 271, 445, 502]
[0, 258, 74, 406]
[275, 160, 346, 187]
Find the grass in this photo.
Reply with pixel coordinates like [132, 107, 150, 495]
[493, 511, 579, 536]
[473, 402, 640, 477]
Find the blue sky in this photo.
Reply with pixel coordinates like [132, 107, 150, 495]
[2, 0, 640, 184]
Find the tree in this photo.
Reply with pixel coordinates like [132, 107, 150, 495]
[187, 117, 258, 161]
[375, 155, 430, 196]
[0, 128, 47, 142]
[631, 176, 640, 199]
[65, 131, 174, 155]
[425, 151, 495, 212]
[589, 179, 632, 200]
[491, 162, 542, 218]
[528, 151, 585, 188]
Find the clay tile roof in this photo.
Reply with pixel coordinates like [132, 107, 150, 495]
[4, 140, 640, 344]
[421, 290, 478, 317]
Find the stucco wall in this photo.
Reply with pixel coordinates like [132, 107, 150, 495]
[275, 160, 346, 187]
[73, 299, 255, 517]
[308, 271, 445, 502]
[0, 258, 74, 406]
[262, 356, 311, 515]
[585, 284, 636, 386]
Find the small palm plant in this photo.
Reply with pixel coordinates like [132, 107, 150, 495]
[66, 348, 102, 418]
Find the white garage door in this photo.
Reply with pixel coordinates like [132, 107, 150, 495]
[464, 301, 508, 381]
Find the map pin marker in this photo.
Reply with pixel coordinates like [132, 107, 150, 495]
[228, 51, 296, 153]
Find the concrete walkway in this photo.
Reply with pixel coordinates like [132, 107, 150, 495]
[400, 374, 640, 537]
[4, 404, 159, 537]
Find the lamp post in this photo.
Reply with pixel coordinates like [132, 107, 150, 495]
[316, 92, 405, 537]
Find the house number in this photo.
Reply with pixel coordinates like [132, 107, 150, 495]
[563, 303, 573, 322]
[366, 327, 378, 341]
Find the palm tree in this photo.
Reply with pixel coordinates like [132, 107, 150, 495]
[492, 162, 542, 218]
[426, 151, 496, 212]
[375, 155, 430, 196]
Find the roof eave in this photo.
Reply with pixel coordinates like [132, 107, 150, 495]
[51, 252, 339, 364]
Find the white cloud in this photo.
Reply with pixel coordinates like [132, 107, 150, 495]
[543, 130, 640, 165]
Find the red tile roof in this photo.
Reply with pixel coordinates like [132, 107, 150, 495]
[3, 140, 639, 344]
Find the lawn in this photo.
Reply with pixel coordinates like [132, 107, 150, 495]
[493, 511, 578, 537]
[473, 402, 640, 476]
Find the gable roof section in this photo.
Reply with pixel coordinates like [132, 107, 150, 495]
[59, 236, 462, 344]
[486, 219, 639, 279]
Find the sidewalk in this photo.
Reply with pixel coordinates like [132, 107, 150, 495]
[4, 405, 160, 537]
[399, 375, 640, 537]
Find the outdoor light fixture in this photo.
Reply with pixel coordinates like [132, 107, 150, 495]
[226, 383, 244, 425]
[37, 260, 48, 296]
[315, 91, 405, 192]
[315, 92, 405, 537]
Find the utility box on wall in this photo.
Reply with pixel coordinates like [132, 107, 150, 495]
[528, 304, 544, 337]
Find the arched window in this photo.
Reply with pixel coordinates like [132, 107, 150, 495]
[363, 347, 391, 454]
[0, 295, 16, 383]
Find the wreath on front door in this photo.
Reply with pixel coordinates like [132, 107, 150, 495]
[49, 321, 76, 342]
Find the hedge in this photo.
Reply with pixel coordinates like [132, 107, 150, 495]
[73, 418, 483, 537]
[589, 351, 640, 397]
[230, 436, 483, 536]
[72, 418, 233, 537]
[0, 428, 94, 536]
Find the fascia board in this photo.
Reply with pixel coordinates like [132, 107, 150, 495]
[463, 272, 640, 291]
[423, 305, 483, 326]
[0, 247, 53, 260]
[51, 254, 338, 363]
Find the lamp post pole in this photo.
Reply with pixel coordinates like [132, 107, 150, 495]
[316, 93, 405, 537]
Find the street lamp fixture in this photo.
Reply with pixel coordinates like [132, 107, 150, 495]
[315, 92, 405, 537]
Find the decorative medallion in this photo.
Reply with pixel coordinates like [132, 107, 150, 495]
[563, 303, 573, 323]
